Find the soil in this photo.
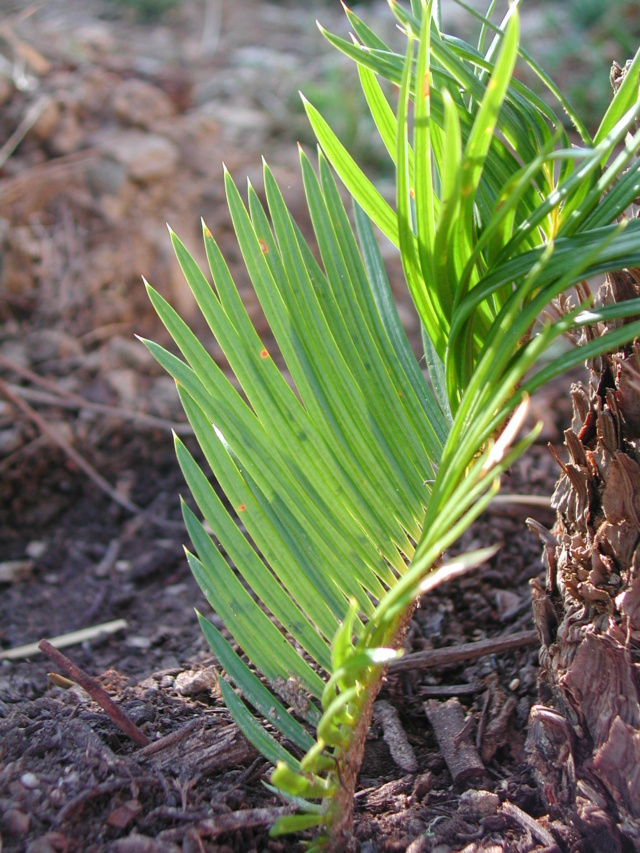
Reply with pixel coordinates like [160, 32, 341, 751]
[0, 2, 601, 851]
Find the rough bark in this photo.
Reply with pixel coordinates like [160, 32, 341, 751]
[528, 273, 640, 850]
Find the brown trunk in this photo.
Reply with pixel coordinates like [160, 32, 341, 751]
[527, 272, 640, 851]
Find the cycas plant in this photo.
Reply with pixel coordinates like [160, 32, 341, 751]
[142, 1, 640, 849]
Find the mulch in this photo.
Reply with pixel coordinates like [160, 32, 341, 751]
[0, 371, 585, 852]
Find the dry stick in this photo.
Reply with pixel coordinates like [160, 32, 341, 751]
[425, 698, 487, 786]
[159, 807, 296, 843]
[0, 619, 127, 661]
[0, 351, 192, 434]
[0, 377, 183, 529]
[38, 639, 150, 747]
[138, 718, 201, 759]
[0, 96, 50, 170]
[388, 629, 539, 674]
[420, 683, 483, 697]
[6, 383, 192, 435]
[501, 801, 558, 850]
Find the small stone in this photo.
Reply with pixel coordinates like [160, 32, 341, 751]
[160, 675, 175, 688]
[25, 541, 47, 559]
[0, 560, 34, 583]
[73, 22, 115, 55]
[85, 157, 127, 197]
[198, 102, 269, 147]
[112, 78, 175, 129]
[107, 799, 142, 829]
[115, 559, 131, 573]
[25, 329, 83, 365]
[3, 808, 30, 835]
[174, 668, 217, 697]
[0, 428, 23, 455]
[458, 789, 500, 818]
[104, 368, 138, 405]
[509, 677, 520, 692]
[0, 340, 29, 368]
[147, 375, 179, 417]
[20, 771, 39, 789]
[48, 110, 85, 156]
[126, 636, 152, 649]
[102, 131, 178, 182]
[32, 97, 61, 141]
[27, 835, 70, 853]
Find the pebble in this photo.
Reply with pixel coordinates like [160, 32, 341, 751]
[3, 808, 30, 836]
[126, 636, 152, 649]
[174, 668, 217, 697]
[25, 329, 83, 365]
[198, 102, 269, 148]
[85, 156, 127, 197]
[32, 97, 61, 141]
[102, 130, 179, 182]
[458, 788, 500, 818]
[20, 772, 39, 789]
[0, 560, 34, 583]
[112, 78, 175, 129]
[25, 541, 47, 559]
[0, 428, 23, 455]
[47, 109, 85, 156]
[147, 375, 180, 417]
[104, 367, 138, 405]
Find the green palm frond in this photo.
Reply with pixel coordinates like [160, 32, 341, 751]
[144, 1, 640, 848]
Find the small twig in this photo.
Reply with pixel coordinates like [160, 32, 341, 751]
[6, 382, 192, 435]
[420, 683, 483, 697]
[93, 539, 121, 578]
[158, 807, 296, 842]
[38, 639, 150, 747]
[0, 95, 50, 169]
[138, 718, 200, 758]
[501, 801, 559, 850]
[389, 629, 539, 674]
[0, 618, 127, 660]
[0, 352, 185, 429]
[0, 434, 47, 473]
[491, 493, 551, 508]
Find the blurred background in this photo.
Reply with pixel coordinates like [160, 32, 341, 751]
[0, 0, 639, 516]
